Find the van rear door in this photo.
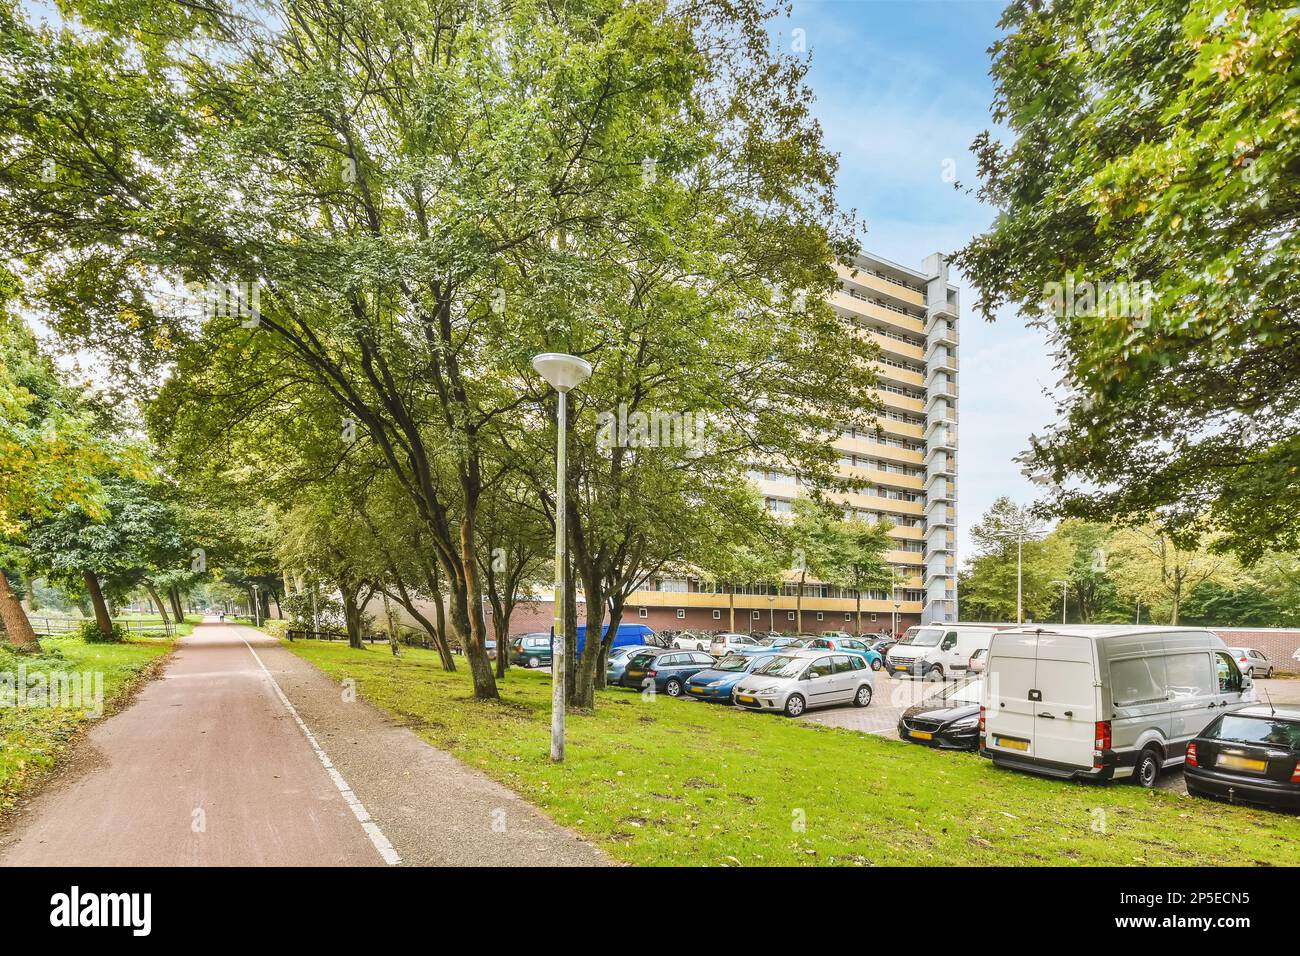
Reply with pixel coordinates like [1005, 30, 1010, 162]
[1031, 634, 1097, 768]
[985, 632, 1039, 754]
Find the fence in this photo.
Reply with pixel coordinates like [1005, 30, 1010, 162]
[28, 616, 175, 638]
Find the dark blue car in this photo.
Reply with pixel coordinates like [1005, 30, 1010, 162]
[685, 652, 779, 702]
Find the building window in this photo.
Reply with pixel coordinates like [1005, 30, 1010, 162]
[676, 608, 685, 619]
[787, 611, 796, 621]
[712, 609, 721, 620]
[845, 613, 852, 621]
[752, 610, 761, 619]
[816, 612, 824, 621]
[870, 613, 878, 622]
[638, 607, 647, 619]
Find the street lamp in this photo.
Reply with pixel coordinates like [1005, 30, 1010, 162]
[990, 515, 1046, 625]
[1051, 579, 1068, 623]
[251, 584, 261, 627]
[767, 594, 775, 632]
[533, 352, 593, 764]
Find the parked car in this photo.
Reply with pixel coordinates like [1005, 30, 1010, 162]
[886, 623, 1005, 681]
[709, 632, 766, 656]
[509, 632, 552, 668]
[819, 630, 854, 641]
[899, 678, 983, 750]
[1185, 704, 1300, 810]
[668, 630, 710, 651]
[606, 644, 659, 685]
[739, 635, 802, 655]
[803, 636, 884, 671]
[575, 622, 659, 655]
[983, 625, 1255, 787]
[967, 647, 988, 674]
[619, 649, 717, 697]
[1226, 647, 1275, 678]
[732, 650, 874, 717]
[685, 652, 779, 702]
[750, 630, 784, 642]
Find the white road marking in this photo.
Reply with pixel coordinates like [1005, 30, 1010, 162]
[238, 634, 402, 866]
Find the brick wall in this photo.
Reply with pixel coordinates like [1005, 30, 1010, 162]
[1211, 629, 1300, 673]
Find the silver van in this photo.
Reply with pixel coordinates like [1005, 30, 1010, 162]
[982, 625, 1254, 787]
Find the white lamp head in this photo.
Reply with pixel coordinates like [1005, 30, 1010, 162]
[532, 352, 592, 393]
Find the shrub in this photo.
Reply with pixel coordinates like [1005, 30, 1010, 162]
[262, 619, 291, 639]
[77, 620, 127, 643]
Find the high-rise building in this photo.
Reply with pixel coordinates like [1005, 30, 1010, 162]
[616, 249, 960, 636]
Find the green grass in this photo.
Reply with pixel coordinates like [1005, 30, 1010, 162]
[0, 635, 172, 816]
[283, 639, 1300, 866]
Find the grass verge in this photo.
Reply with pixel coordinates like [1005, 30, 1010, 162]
[283, 639, 1300, 866]
[0, 635, 173, 817]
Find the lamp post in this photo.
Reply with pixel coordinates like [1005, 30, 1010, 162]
[1051, 579, 1068, 623]
[251, 584, 261, 627]
[532, 352, 592, 763]
[767, 594, 775, 632]
[990, 513, 1046, 625]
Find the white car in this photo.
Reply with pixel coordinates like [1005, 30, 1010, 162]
[709, 632, 764, 656]
[670, 631, 709, 651]
[732, 650, 874, 717]
[1227, 647, 1275, 678]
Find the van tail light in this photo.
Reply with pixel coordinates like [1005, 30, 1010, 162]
[1186, 742, 1198, 768]
[978, 706, 986, 749]
[1291, 760, 1300, 785]
[1094, 720, 1112, 751]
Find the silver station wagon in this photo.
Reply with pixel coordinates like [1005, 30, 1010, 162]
[731, 650, 874, 717]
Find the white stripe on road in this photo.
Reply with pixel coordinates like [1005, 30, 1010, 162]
[239, 635, 402, 866]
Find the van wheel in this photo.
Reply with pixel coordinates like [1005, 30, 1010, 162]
[926, 664, 944, 682]
[784, 694, 806, 718]
[853, 684, 872, 707]
[665, 678, 684, 697]
[870, 658, 882, 671]
[527, 656, 540, 669]
[1134, 747, 1162, 788]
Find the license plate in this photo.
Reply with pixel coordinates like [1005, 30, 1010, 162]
[627, 670, 643, 678]
[737, 694, 756, 704]
[910, 730, 934, 741]
[995, 735, 1030, 752]
[1217, 753, 1267, 772]
[894, 665, 909, 672]
[689, 686, 705, 694]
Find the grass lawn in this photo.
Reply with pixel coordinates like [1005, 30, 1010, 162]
[0, 635, 172, 816]
[284, 639, 1300, 866]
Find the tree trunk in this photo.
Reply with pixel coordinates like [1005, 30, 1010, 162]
[0, 570, 41, 650]
[84, 570, 114, 639]
[796, 571, 806, 632]
[564, 555, 578, 705]
[343, 587, 364, 649]
[493, 601, 510, 679]
[382, 591, 400, 657]
[596, 597, 628, 691]
[729, 588, 735, 632]
[456, 508, 500, 700]
[144, 580, 171, 624]
[855, 592, 862, 635]
[418, 565, 456, 670]
[20, 569, 37, 613]
[168, 586, 185, 624]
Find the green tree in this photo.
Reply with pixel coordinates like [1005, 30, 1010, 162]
[1106, 523, 1237, 625]
[824, 516, 893, 635]
[954, 0, 1300, 561]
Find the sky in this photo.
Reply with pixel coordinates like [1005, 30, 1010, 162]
[775, 0, 1061, 561]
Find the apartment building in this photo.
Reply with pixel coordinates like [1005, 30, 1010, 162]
[617, 250, 961, 636]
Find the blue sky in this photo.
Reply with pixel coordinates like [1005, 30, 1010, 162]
[777, 0, 1060, 560]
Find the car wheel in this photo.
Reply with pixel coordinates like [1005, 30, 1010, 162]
[1134, 746, 1161, 788]
[784, 694, 806, 718]
[665, 678, 684, 697]
[853, 684, 873, 707]
[1266, 667, 1273, 678]
[870, 658, 882, 671]
[527, 656, 540, 669]
[926, 664, 944, 682]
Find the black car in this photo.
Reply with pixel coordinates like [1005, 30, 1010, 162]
[1185, 705, 1300, 810]
[897, 677, 983, 750]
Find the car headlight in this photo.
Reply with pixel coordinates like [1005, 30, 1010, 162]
[753, 685, 779, 695]
[707, 680, 726, 688]
[950, 716, 979, 729]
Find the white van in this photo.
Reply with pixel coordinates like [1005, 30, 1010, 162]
[982, 625, 1255, 787]
[885, 623, 1008, 681]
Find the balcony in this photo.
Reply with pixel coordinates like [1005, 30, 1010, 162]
[925, 447, 956, 473]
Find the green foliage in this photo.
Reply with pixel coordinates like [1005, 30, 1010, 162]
[955, 0, 1300, 561]
[76, 619, 127, 643]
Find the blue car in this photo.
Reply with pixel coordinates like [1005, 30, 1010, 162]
[803, 636, 884, 671]
[685, 652, 779, 702]
[605, 644, 658, 684]
[738, 636, 801, 655]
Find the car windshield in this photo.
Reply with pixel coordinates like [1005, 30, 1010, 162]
[785, 639, 812, 649]
[713, 655, 751, 672]
[937, 678, 983, 705]
[899, 627, 944, 647]
[752, 655, 806, 679]
[1206, 715, 1300, 749]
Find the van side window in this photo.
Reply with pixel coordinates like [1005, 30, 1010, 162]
[1110, 656, 1167, 706]
[941, 631, 958, 650]
[1165, 653, 1215, 699]
[1215, 652, 1243, 694]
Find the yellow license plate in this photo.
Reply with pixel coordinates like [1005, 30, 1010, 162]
[737, 695, 756, 704]
[910, 730, 934, 741]
[894, 665, 909, 672]
[689, 686, 705, 694]
[996, 736, 1030, 752]
[1217, 753, 1267, 772]
[627, 670, 643, 677]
